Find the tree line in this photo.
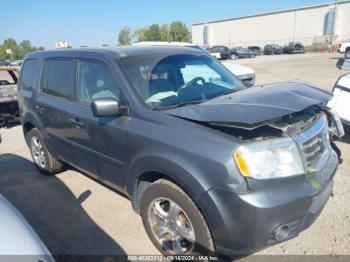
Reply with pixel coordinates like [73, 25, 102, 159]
[118, 21, 191, 45]
[0, 21, 190, 59]
[0, 38, 44, 60]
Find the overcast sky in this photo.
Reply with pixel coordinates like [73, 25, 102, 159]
[1, 0, 335, 49]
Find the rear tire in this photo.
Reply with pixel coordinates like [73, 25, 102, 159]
[27, 128, 63, 175]
[230, 54, 237, 60]
[140, 179, 215, 256]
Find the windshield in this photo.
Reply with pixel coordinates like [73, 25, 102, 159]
[119, 53, 245, 109]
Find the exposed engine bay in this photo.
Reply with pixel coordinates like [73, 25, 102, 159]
[208, 106, 321, 141]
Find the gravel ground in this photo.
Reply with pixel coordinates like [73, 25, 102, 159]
[0, 53, 349, 259]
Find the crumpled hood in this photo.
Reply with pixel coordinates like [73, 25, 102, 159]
[166, 81, 332, 125]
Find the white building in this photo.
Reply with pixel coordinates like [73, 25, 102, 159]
[192, 0, 350, 48]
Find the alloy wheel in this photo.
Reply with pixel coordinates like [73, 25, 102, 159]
[148, 198, 196, 254]
[30, 136, 46, 169]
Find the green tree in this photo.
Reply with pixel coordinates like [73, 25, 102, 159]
[133, 28, 147, 42]
[160, 24, 171, 41]
[118, 26, 132, 45]
[0, 38, 44, 60]
[144, 24, 162, 41]
[0, 38, 18, 60]
[132, 21, 191, 43]
[170, 21, 190, 42]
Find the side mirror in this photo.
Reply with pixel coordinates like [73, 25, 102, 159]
[337, 58, 350, 70]
[91, 98, 120, 117]
[337, 58, 345, 69]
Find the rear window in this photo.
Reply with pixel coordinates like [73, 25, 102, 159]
[41, 59, 76, 99]
[21, 59, 38, 90]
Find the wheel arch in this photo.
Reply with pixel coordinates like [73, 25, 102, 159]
[126, 155, 209, 214]
[22, 109, 44, 143]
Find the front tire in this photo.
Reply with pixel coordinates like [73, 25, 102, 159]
[140, 179, 215, 256]
[230, 54, 237, 60]
[27, 128, 63, 175]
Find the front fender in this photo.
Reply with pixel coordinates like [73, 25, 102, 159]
[125, 153, 212, 203]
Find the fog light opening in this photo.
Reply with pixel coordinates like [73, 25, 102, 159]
[274, 225, 290, 241]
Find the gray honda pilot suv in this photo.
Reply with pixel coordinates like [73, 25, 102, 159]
[18, 46, 344, 256]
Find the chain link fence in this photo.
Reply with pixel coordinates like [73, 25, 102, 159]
[228, 34, 350, 52]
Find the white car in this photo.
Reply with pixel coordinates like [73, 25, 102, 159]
[132, 42, 256, 87]
[0, 194, 54, 261]
[338, 42, 350, 59]
[328, 59, 350, 127]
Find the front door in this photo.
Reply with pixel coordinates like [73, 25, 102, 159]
[69, 59, 129, 189]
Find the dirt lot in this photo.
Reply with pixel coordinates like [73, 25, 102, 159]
[0, 53, 349, 258]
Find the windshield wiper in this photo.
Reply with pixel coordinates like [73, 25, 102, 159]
[156, 100, 205, 110]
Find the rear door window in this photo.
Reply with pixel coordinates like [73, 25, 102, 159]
[21, 59, 38, 90]
[41, 59, 76, 99]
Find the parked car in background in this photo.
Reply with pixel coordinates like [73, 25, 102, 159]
[284, 42, 305, 54]
[208, 45, 231, 60]
[0, 60, 11, 67]
[19, 46, 343, 256]
[338, 42, 350, 59]
[133, 42, 256, 87]
[248, 46, 261, 56]
[264, 44, 283, 55]
[232, 48, 256, 59]
[0, 67, 20, 127]
[10, 60, 23, 67]
[0, 194, 54, 261]
[328, 58, 350, 128]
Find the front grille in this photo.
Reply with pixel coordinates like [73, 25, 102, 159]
[302, 125, 329, 167]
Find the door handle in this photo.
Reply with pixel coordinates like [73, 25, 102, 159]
[34, 105, 45, 114]
[69, 117, 84, 128]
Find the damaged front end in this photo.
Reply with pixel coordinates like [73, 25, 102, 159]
[0, 68, 20, 128]
[166, 81, 344, 180]
[209, 105, 344, 142]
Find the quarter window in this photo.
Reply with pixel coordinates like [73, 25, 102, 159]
[77, 60, 120, 103]
[21, 59, 38, 89]
[41, 59, 76, 99]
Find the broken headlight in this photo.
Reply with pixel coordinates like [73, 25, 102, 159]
[234, 138, 304, 180]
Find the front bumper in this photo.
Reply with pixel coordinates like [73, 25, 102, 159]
[197, 149, 338, 256]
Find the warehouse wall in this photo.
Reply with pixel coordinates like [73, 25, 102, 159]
[192, 1, 350, 48]
[336, 2, 350, 38]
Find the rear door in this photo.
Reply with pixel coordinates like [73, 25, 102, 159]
[36, 58, 77, 162]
